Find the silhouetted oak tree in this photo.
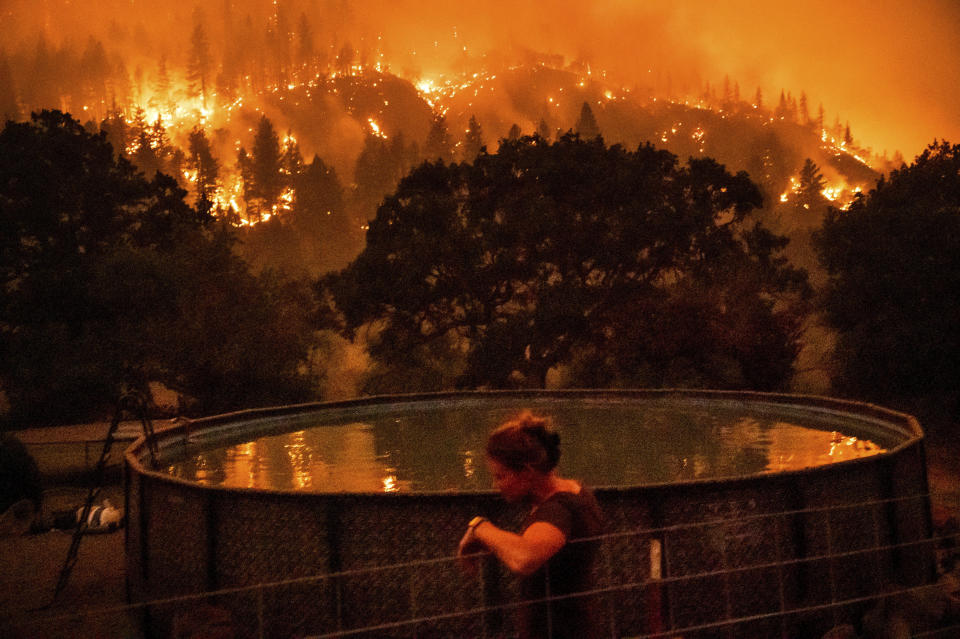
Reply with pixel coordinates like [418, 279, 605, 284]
[815, 141, 960, 412]
[324, 134, 809, 391]
[0, 111, 316, 426]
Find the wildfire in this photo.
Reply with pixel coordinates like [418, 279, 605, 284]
[779, 174, 863, 210]
[367, 118, 387, 139]
[87, 46, 885, 231]
[820, 129, 870, 166]
[274, 187, 295, 215]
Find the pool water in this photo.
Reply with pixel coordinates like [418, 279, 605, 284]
[164, 397, 886, 493]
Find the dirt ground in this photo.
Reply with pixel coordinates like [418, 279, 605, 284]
[1, 485, 126, 606]
[0, 484, 127, 638]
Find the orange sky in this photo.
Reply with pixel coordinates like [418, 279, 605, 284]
[5, 0, 959, 159]
[373, 0, 960, 158]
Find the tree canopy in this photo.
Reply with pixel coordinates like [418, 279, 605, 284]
[0, 110, 316, 426]
[815, 140, 960, 412]
[323, 134, 809, 392]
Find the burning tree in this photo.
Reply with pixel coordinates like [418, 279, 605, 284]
[186, 17, 213, 109]
[323, 135, 810, 392]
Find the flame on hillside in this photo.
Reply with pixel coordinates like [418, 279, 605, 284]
[89, 54, 882, 226]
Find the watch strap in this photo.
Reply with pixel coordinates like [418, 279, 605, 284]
[468, 516, 487, 531]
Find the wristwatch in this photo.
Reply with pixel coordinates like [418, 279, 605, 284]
[467, 516, 487, 532]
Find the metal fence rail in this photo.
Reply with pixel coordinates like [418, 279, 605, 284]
[4, 492, 958, 639]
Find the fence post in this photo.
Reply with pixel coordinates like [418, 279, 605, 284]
[776, 514, 788, 638]
[257, 585, 265, 639]
[719, 522, 732, 623]
[478, 559, 488, 639]
[647, 537, 664, 635]
[826, 506, 838, 628]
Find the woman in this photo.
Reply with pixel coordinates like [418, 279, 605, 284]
[458, 411, 605, 639]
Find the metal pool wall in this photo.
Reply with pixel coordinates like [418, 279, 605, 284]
[124, 390, 933, 638]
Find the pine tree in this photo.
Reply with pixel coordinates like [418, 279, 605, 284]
[282, 133, 304, 192]
[337, 42, 355, 75]
[354, 133, 398, 214]
[188, 125, 220, 205]
[133, 130, 160, 177]
[293, 154, 347, 241]
[151, 57, 173, 115]
[251, 116, 284, 217]
[844, 122, 853, 146]
[536, 118, 551, 142]
[796, 158, 826, 212]
[0, 52, 20, 122]
[798, 92, 810, 126]
[424, 115, 452, 161]
[389, 131, 418, 178]
[236, 147, 255, 221]
[754, 87, 763, 112]
[575, 102, 600, 140]
[100, 110, 131, 158]
[507, 123, 522, 141]
[133, 64, 145, 105]
[296, 13, 314, 75]
[722, 75, 733, 109]
[109, 60, 132, 113]
[127, 107, 148, 153]
[26, 35, 59, 111]
[79, 38, 110, 120]
[775, 90, 788, 120]
[187, 18, 212, 108]
[150, 117, 170, 154]
[269, 0, 292, 86]
[462, 115, 484, 162]
[816, 104, 825, 135]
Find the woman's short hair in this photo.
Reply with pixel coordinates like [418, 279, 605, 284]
[486, 411, 561, 473]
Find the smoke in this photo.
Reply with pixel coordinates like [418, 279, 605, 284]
[369, 0, 960, 157]
[664, 0, 960, 159]
[3, 0, 958, 158]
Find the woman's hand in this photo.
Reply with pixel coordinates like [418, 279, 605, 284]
[457, 522, 487, 576]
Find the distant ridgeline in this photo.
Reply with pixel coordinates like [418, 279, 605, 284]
[0, 22, 883, 232]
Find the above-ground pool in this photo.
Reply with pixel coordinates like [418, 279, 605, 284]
[125, 390, 933, 638]
[163, 394, 888, 493]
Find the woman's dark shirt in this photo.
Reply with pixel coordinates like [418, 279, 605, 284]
[519, 487, 605, 639]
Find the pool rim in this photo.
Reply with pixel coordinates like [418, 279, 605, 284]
[124, 388, 924, 498]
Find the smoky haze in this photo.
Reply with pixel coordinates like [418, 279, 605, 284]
[3, 0, 959, 158]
